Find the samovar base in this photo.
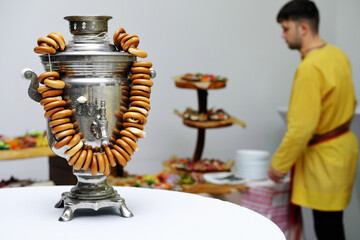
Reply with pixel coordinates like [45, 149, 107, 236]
[55, 191, 133, 221]
[54, 169, 133, 221]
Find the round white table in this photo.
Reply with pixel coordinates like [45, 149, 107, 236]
[0, 186, 285, 239]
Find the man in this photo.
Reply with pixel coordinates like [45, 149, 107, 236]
[268, 1, 358, 239]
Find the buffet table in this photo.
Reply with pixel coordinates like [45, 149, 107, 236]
[0, 147, 55, 161]
[0, 186, 285, 240]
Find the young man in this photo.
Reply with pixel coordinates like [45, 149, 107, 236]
[267, 1, 358, 239]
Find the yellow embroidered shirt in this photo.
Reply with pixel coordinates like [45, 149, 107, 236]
[271, 42, 358, 210]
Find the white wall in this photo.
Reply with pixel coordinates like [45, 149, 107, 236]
[0, 0, 359, 238]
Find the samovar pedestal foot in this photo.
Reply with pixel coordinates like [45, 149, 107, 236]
[54, 171, 133, 221]
[55, 191, 133, 222]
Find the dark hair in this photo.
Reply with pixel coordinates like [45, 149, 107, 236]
[277, 0, 319, 33]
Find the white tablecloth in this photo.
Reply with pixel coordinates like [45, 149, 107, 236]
[0, 186, 285, 240]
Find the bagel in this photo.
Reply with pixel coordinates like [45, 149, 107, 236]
[128, 47, 147, 58]
[110, 136, 117, 144]
[111, 149, 127, 167]
[54, 135, 72, 149]
[67, 134, 81, 148]
[44, 107, 64, 119]
[78, 131, 84, 139]
[112, 143, 131, 162]
[40, 96, 62, 106]
[121, 85, 131, 91]
[120, 129, 138, 142]
[114, 28, 127, 48]
[37, 86, 52, 94]
[131, 85, 151, 93]
[112, 126, 121, 136]
[55, 129, 75, 140]
[44, 79, 65, 89]
[116, 138, 134, 155]
[82, 149, 93, 171]
[47, 32, 66, 51]
[51, 109, 72, 120]
[115, 121, 123, 129]
[105, 146, 117, 167]
[42, 89, 63, 98]
[120, 34, 137, 46]
[129, 96, 150, 104]
[96, 153, 105, 173]
[130, 90, 151, 98]
[131, 67, 151, 74]
[37, 36, 59, 50]
[121, 35, 139, 51]
[122, 136, 138, 152]
[114, 111, 124, 120]
[130, 100, 151, 111]
[38, 71, 59, 83]
[130, 73, 150, 80]
[74, 125, 80, 134]
[65, 140, 83, 157]
[90, 154, 98, 176]
[51, 123, 74, 134]
[123, 112, 147, 125]
[74, 150, 87, 170]
[126, 127, 146, 138]
[49, 118, 70, 128]
[68, 150, 82, 166]
[121, 95, 129, 102]
[120, 100, 129, 107]
[129, 106, 148, 117]
[102, 153, 111, 176]
[34, 45, 56, 55]
[120, 106, 128, 113]
[113, 28, 126, 44]
[44, 100, 66, 111]
[132, 79, 153, 87]
[72, 120, 79, 129]
[132, 61, 152, 68]
[122, 89, 130, 96]
[123, 122, 144, 130]
[65, 99, 73, 107]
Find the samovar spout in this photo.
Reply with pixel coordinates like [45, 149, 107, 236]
[89, 100, 110, 146]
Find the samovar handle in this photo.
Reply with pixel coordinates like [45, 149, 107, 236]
[21, 68, 42, 103]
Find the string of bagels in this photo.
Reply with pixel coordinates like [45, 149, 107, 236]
[33, 28, 153, 176]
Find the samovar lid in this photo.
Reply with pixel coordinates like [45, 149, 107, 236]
[64, 15, 112, 36]
[60, 15, 118, 53]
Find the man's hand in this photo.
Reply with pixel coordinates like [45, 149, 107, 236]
[267, 165, 286, 183]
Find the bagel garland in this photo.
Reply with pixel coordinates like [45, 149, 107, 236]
[113, 28, 148, 58]
[34, 33, 66, 55]
[33, 28, 154, 176]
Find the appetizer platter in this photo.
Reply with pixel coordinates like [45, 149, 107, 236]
[173, 73, 245, 162]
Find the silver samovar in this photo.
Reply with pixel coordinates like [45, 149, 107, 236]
[22, 15, 155, 221]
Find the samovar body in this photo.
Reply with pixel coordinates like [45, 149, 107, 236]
[42, 16, 135, 155]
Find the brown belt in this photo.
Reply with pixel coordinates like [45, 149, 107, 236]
[308, 120, 351, 146]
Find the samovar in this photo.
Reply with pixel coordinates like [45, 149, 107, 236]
[22, 15, 155, 221]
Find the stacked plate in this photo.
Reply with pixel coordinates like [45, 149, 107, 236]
[234, 149, 270, 180]
[203, 172, 248, 185]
